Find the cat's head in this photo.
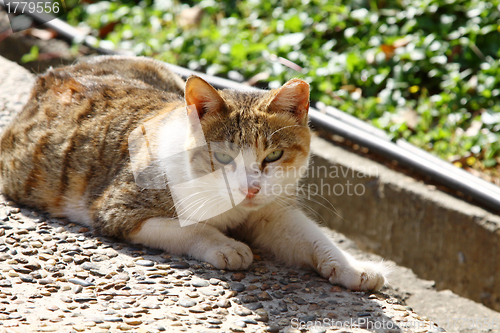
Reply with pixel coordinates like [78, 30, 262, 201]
[183, 76, 311, 212]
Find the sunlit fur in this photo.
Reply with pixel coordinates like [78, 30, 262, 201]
[0, 56, 389, 291]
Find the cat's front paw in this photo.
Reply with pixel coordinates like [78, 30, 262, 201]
[202, 239, 253, 270]
[319, 259, 387, 291]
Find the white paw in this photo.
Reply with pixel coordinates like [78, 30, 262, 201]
[317, 252, 390, 291]
[202, 239, 253, 270]
[318, 257, 388, 291]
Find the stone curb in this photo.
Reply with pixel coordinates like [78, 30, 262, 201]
[306, 136, 500, 316]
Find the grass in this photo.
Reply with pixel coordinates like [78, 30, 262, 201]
[64, 0, 500, 183]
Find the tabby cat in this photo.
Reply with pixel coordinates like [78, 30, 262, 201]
[0, 56, 387, 291]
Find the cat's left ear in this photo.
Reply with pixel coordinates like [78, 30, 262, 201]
[268, 79, 310, 125]
[185, 76, 226, 119]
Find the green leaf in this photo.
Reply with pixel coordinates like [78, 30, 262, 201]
[21, 46, 39, 64]
[284, 15, 302, 33]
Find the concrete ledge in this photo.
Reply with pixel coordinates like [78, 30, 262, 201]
[307, 137, 500, 312]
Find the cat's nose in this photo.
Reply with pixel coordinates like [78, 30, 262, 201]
[243, 187, 260, 199]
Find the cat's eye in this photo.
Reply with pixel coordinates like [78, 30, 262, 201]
[214, 152, 234, 164]
[264, 150, 283, 163]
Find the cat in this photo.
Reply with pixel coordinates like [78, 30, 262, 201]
[0, 55, 387, 291]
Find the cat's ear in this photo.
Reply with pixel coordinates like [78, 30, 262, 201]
[268, 79, 310, 125]
[185, 76, 226, 118]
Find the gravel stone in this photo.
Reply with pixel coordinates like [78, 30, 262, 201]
[179, 298, 197, 308]
[20, 274, 34, 283]
[234, 321, 247, 328]
[191, 279, 210, 287]
[278, 301, 288, 312]
[208, 318, 222, 324]
[82, 242, 97, 249]
[298, 314, 317, 322]
[11, 265, 32, 274]
[256, 291, 272, 301]
[241, 295, 258, 303]
[113, 273, 130, 281]
[61, 295, 73, 303]
[217, 299, 231, 308]
[39, 278, 54, 285]
[81, 262, 98, 271]
[25, 262, 41, 270]
[209, 278, 220, 285]
[136, 260, 155, 267]
[234, 307, 252, 316]
[153, 325, 166, 331]
[292, 296, 307, 305]
[246, 303, 264, 310]
[47, 304, 59, 311]
[231, 272, 246, 281]
[124, 319, 143, 325]
[117, 324, 132, 330]
[74, 295, 97, 302]
[230, 283, 246, 292]
[0, 279, 12, 287]
[169, 262, 190, 269]
[142, 303, 161, 309]
[69, 278, 94, 287]
[200, 289, 219, 296]
[266, 325, 281, 332]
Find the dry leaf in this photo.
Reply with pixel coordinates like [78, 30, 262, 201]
[465, 120, 482, 137]
[99, 21, 119, 38]
[381, 36, 412, 60]
[244, 72, 270, 86]
[340, 85, 357, 93]
[380, 44, 396, 60]
[278, 57, 303, 72]
[28, 28, 57, 40]
[392, 36, 412, 48]
[178, 6, 203, 28]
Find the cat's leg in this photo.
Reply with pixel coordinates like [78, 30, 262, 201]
[130, 217, 253, 270]
[243, 207, 388, 291]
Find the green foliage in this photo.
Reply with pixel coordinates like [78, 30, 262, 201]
[65, 0, 500, 176]
[21, 45, 39, 63]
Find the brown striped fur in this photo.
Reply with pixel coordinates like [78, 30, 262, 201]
[0, 56, 310, 240]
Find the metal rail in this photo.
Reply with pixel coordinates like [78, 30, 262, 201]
[2, 4, 500, 212]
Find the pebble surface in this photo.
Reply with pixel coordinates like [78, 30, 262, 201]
[0, 55, 435, 332]
[0, 199, 434, 333]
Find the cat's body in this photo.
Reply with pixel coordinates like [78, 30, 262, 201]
[0, 56, 387, 290]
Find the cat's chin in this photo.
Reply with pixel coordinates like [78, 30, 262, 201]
[238, 198, 268, 211]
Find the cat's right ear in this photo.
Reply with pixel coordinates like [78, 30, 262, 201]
[268, 79, 310, 126]
[185, 76, 226, 119]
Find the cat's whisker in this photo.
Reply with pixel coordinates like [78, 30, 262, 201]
[175, 196, 213, 217]
[182, 197, 224, 224]
[292, 197, 328, 225]
[272, 197, 294, 212]
[267, 125, 304, 140]
[172, 188, 221, 205]
[196, 197, 226, 228]
[296, 186, 342, 216]
[294, 189, 347, 224]
[178, 192, 225, 219]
